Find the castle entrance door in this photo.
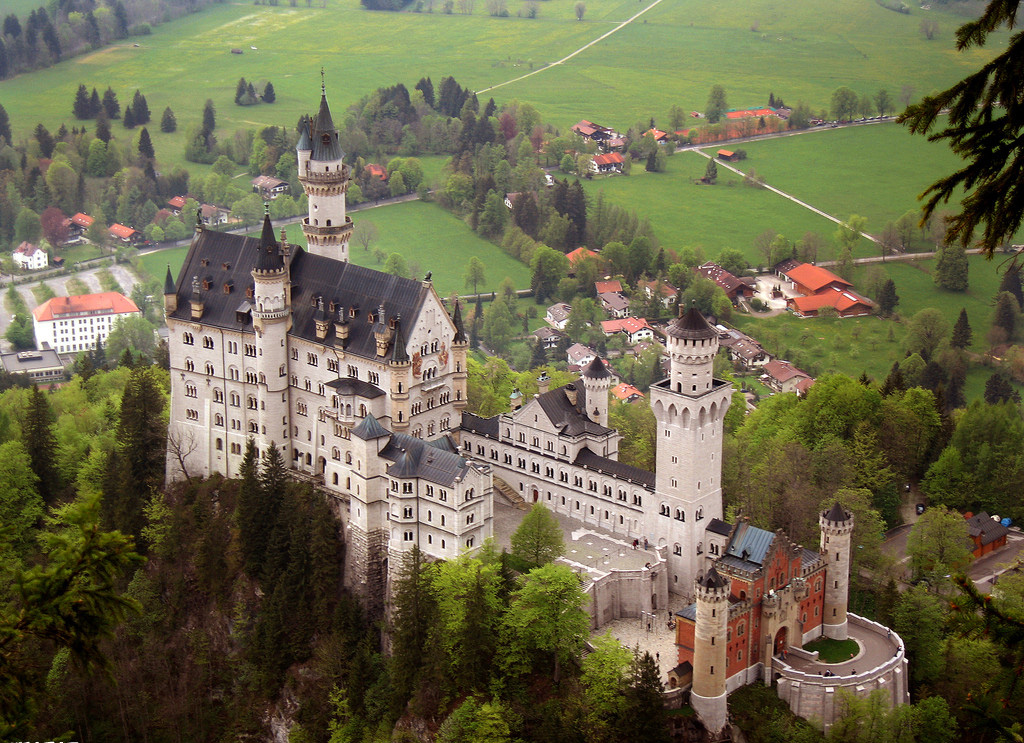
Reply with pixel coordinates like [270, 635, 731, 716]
[532, 487, 539, 503]
[774, 626, 788, 656]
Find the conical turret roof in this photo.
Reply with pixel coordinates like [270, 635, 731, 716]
[666, 303, 716, 340]
[352, 413, 390, 440]
[582, 355, 612, 380]
[255, 211, 284, 272]
[164, 264, 175, 295]
[390, 314, 409, 364]
[698, 565, 728, 589]
[451, 300, 466, 344]
[824, 502, 849, 523]
[296, 114, 312, 152]
[310, 86, 343, 162]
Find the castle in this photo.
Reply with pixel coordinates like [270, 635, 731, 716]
[164, 82, 906, 731]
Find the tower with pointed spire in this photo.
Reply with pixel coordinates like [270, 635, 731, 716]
[648, 304, 733, 598]
[298, 71, 354, 261]
[691, 567, 731, 734]
[581, 355, 612, 428]
[820, 502, 854, 639]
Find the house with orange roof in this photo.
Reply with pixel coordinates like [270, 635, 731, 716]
[69, 213, 94, 237]
[363, 163, 387, 181]
[591, 152, 625, 174]
[611, 382, 644, 404]
[644, 128, 668, 142]
[595, 280, 622, 294]
[600, 316, 654, 344]
[637, 278, 678, 308]
[32, 292, 141, 355]
[787, 287, 874, 318]
[762, 359, 812, 394]
[108, 223, 140, 244]
[566, 247, 599, 266]
[780, 263, 851, 296]
[167, 196, 186, 213]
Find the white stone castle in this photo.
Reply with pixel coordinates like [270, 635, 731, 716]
[165, 83, 905, 730]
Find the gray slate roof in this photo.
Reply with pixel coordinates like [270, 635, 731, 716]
[352, 413, 390, 440]
[707, 518, 732, 537]
[380, 431, 474, 487]
[460, 412, 500, 438]
[724, 522, 776, 567]
[535, 384, 611, 437]
[326, 377, 386, 398]
[574, 448, 655, 488]
[170, 228, 433, 362]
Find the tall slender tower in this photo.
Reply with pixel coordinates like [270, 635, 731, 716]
[298, 77, 354, 261]
[819, 502, 854, 640]
[648, 305, 732, 595]
[251, 211, 292, 458]
[581, 355, 612, 428]
[691, 566, 730, 734]
[451, 300, 469, 412]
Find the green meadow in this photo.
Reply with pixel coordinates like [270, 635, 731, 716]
[0, 0, 1007, 175]
[138, 199, 531, 297]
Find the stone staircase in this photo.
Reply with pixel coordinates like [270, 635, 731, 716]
[493, 476, 529, 510]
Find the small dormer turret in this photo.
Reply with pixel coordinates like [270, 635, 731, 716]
[164, 265, 177, 314]
[315, 296, 330, 341]
[334, 306, 349, 348]
[373, 305, 394, 357]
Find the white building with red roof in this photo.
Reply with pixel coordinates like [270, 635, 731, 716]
[13, 242, 47, 270]
[32, 292, 141, 355]
[590, 152, 625, 174]
[69, 212, 94, 236]
[762, 359, 813, 394]
[600, 316, 654, 344]
[109, 223, 140, 244]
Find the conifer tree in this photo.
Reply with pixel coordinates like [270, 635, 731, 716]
[877, 278, 899, 316]
[73, 84, 92, 119]
[0, 38, 8, 81]
[234, 77, 247, 104]
[984, 371, 1020, 404]
[131, 90, 150, 124]
[137, 127, 154, 161]
[999, 265, 1024, 308]
[880, 361, 906, 397]
[530, 339, 547, 369]
[201, 99, 216, 137]
[390, 545, 439, 708]
[160, 106, 176, 133]
[0, 103, 11, 146]
[122, 104, 135, 129]
[951, 307, 972, 349]
[236, 437, 264, 576]
[33, 123, 54, 158]
[993, 291, 1018, 339]
[621, 651, 669, 743]
[102, 87, 120, 119]
[22, 384, 59, 503]
[262, 81, 275, 103]
[89, 87, 101, 117]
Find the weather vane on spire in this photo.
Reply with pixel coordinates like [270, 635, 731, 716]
[321, 66, 325, 95]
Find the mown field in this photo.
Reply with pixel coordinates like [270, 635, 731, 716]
[0, 0, 1006, 176]
[138, 199, 531, 297]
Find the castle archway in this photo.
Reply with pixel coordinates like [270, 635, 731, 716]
[774, 626, 788, 656]
[532, 487, 539, 503]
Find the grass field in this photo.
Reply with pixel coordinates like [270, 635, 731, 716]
[0, 0, 1006, 176]
[138, 199, 532, 297]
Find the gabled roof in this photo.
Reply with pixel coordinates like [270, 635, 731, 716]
[108, 223, 137, 239]
[966, 511, 1009, 546]
[168, 228, 431, 360]
[784, 263, 851, 293]
[14, 241, 42, 256]
[695, 262, 747, 295]
[598, 292, 630, 312]
[566, 343, 595, 363]
[666, 305, 715, 340]
[611, 382, 643, 401]
[566, 247, 599, 264]
[532, 383, 611, 437]
[763, 359, 811, 384]
[168, 196, 186, 209]
[593, 152, 624, 166]
[789, 287, 873, 313]
[547, 303, 572, 322]
[638, 278, 678, 298]
[33, 292, 140, 322]
[595, 280, 623, 294]
[601, 317, 652, 335]
[724, 522, 775, 567]
[252, 175, 286, 188]
[71, 212, 94, 227]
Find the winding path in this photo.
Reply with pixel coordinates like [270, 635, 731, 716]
[476, 0, 669, 95]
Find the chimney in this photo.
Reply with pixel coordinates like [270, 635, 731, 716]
[564, 383, 578, 407]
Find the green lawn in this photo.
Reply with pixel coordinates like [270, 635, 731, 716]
[0, 0, 1006, 176]
[139, 200, 532, 298]
[57, 242, 104, 265]
[803, 636, 859, 663]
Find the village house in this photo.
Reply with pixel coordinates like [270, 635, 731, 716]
[718, 328, 771, 370]
[600, 316, 654, 344]
[598, 291, 631, 319]
[167, 196, 186, 214]
[787, 287, 874, 318]
[591, 152, 625, 174]
[69, 212, 94, 238]
[644, 128, 669, 142]
[252, 175, 290, 200]
[566, 342, 597, 368]
[716, 149, 738, 162]
[33, 291, 141, 355]
[965, 512, 1009, 558]
[777, 262, 852, 296]
[637, 278, 678, 308]
[200, 204, 230, 226]
[363, 163, 387, 181]
[566, 247, 599, 269]
[595, 279, 623, 295]
[13, 242, 48, 271]
[531, 326, 563, 350]
[545, 302, 572, 330]
[108, 223, 141, 245]
[695, 262, 755, 304]
[611, 382, 644, 404]
[571, 119, 616, 146]
[762, 359, 813, 394]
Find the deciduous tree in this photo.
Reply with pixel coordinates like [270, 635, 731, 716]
[510, 502, 565, 567]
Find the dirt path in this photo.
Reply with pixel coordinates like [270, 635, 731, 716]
[476, 0, 669, 95]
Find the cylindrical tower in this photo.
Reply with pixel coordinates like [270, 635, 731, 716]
[388, 315, 411, 430]
[581, 355, 612, 428]
[299, 81, 354, 261]
[819, 502, 854, 640]
[451, 300, 469, 411]
[691, 566, 730, 734]
[251, 213, 292, 460]
[664, 303, 719, 396]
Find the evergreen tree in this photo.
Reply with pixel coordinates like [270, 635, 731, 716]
[236, 438, 264, 576]
[416, 76, 435, 109]
[21, 384, 59, 503]
[201, 99, 216, 137]
[89, 88, 101, 117]
[704, 158, 718, 183]
[102, 87, 120, 119]
[390, 546, 439, 710]
[137, 127, 155, 161]
[0, 38, 7, 82]
[877, 278, 899, 316]
[0, 103, 10, 147]
[131, 90, 150, 124]
[880, 361, 906, 397]
[256, 443, 287, 581]
[122, 104, 135, 129]
[993, 291, 1018, 339]
[934, 243, 969, 291]
[234, 77, 247, 104]
[95, 117, 111, 144]
[951, 307, 972, 349]
[984, 371, 1021, 404]
[33, 123, 54, 158]
[621, 652, 669, 743]
[263, 81, 276, 103]
[2, 15, 19, 39]
[160, 106, 176, 133]
[999, 265, 1024, 308]
[73, 84, 92, 119]
[530, 339, 547, 369]
[41, 23, 60, 59]
[947, 365, 966, 410]
[112, 0, 128, 37]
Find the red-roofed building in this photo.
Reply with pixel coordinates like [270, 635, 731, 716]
[69, 213, 94, 236]
[167, 196, 186, 213]
[595, 280, 623, 295]
[13, 242, 47, 270]
[32, 292, 142, 354]
[695, 262, 755, 303]
[762, 360, 812, 394]
[600, 316, 654, 344]
[566, 247, 599, 265]
[591, 152, 625, 174]
[644, 128, 668, 142]
[108, 223, 141, 244]
[611, 382, 644, 404]
[787, 287, 874, 318]
[363, 163, 387, 181]
[781, 263, 851, 296]
[717, 149, 737, 161]
[637, 278, 678, 308]
[572, 120, 616, 144]
[724, 107, 782, 120]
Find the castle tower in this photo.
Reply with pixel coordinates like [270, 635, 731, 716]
[251, 211, 292, 458]
[298, 78, 354, 261]
[451, 300, 469, 411]
[163, 265, 177, 315]
[819, 502, 854, 640]
[691, 566, 730, 734]
[648, 305, 732, 596]
[388, 314, 411, 430]
[581, 355, 612, 428]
